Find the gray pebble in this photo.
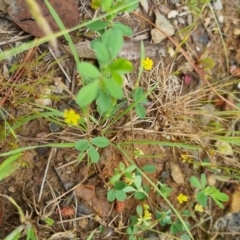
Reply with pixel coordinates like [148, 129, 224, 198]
[49, 122, 61, 132]
[35, 147, 49, 156]
[169, 0, 180, 4]
[212, 0, 223, 11]
[77, 203, 93, 216]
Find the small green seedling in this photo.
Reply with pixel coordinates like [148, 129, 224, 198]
[107, 162, 136, 202]
[75, 136, 109, 163]
[190, 173, 229, 208]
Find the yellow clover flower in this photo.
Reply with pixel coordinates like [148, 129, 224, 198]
[124, 173, 136, 185]
[194, 204, 204, 213]
[142, 57, 153, 71]
[63, 109, 81, 125]
[177, 193, 188, 204]
[181, 153, 193, 163]
[143, 208, 152, 221]
[137, 204, 152, 225]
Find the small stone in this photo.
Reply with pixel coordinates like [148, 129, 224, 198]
[35, 98, 52, 106]
[140, 0, 148, 13]
[187, 14, 193, 25]
[8, 186, 15, 193]
[218, 15, 224, 23]
[75, 184, 95, 201]
[212, 0, 223, 11]
[77, 203, 93, 216]
[169, 162, 184, 184]
[151, 10, 175, 43]
[169, 0, 180, 4]
[36, 132, 48, 138]
[234, 28, 240, 35]
[178, 17, 185, 24]
[198, 34, 209, 45]
[91, 196, 110, 218]
[196, 46, 201, 52]
[35, 147, 50, 156]
[78, 218, 89, 229]
[50, 85, 63, 94]
[159, 4, 171, 15]
[167, 10, 178, 19]
[49, 122, 61, 132]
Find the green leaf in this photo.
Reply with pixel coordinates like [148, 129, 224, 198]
[103, 78, 123, 99]
[125, 165, 136, 172]
[91, 136, 109, 148]
[102, 0, 112, 11]
[115, 181, 125, 190]
[135, 104, 146, 118]
[109, 58, 133, 74]
[119, 162, 125, 171]
[123, 186, 136, 192]
[101, 29, 112, 46]
[87, 20, 109, 31]
[212, 198, 224, 209]
[96, 91, 112, 113]
[4, 227, 22, 240]
[170, 221, 184, 234]
[123, 0, 139, 12]
[111, 72, 123, 85]
[134, 175, 142, 189]
[201, 173, 207, 188]
[77, 62, 101, 79]
[134, 191, 146, 200]
[133, 87, 147, 103]
[75, 139, 89, 151]
[211, 191, 229, 202]
[77, 152, 85, 162]
[0, 153, 21, 181]
[136, 205, 143, 216]
[105, 29, 123, 59]
[180, 233, 191, 240]
[142, 164, 156, 173]
[26, 227, 36, 240]
[109, 173, 121, 184]
[76, 80, 99, 107]
[112, 22, 133, 37]
[107, 189, 116, 202]
[190, 176, 202, 189]
[88, 145, 100, 163]
[44, 217, 55, 226]
[196, 191, 208, 207]
[93, 42, 111, 64]
[115, 190, 126, 201]
[159, 185, 172, 198]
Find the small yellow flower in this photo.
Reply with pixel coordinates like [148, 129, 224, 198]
[137, 204, 152, 225]
[134, 148, 144, 159]
[143, 203, 150, 210]
[194, 204, 204, 212]
[63, 109, 81, 125]
[177, 193, 188, 204]
[143, 209, 152, 221]
[181, 154, 193, 163]
[124, 173, 135, 185]
[142, 57, 153, 71]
